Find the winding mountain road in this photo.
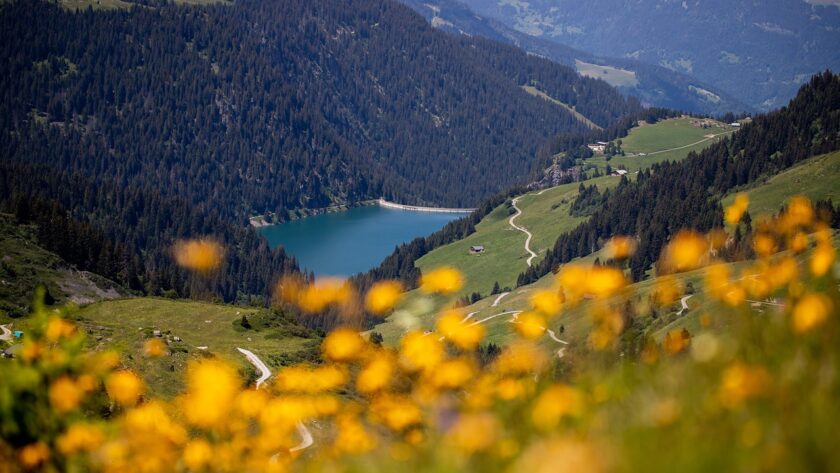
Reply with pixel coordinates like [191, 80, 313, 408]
[237, 347, 314, 452]
[0, 324, 12, 342]
[491, 292, 509, 307]
[676, 295, 693, 316]
[509, 196, 538, 267]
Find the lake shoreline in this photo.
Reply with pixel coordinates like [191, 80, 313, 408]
[250, 198, 473, 228]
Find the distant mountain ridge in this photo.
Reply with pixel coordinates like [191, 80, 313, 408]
[457, 0, 840, 111]
[399, 0, 753, 115]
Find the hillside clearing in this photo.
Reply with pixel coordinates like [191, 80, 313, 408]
[521, 85, 602, 130]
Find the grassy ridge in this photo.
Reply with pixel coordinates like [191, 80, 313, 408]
[588, 117, 734, 173]
[722, 149, 840, 217]
[73, 298, 319, 397]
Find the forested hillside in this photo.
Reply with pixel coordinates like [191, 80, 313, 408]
[399, 0, 753, 115]
[0, 0, 639, 302]
[519, 72, 840, 285]
[460, 0, 840, 110]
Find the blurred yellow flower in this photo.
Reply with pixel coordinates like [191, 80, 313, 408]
[792, 293, 833, 333]
[719, 363, 770, 408]
[323, 328, 366, 362]
[18, 442, 50, 469]
[399, 330, 444, 373]
[514, 311, 546, 340]
[298, 278, 354, 314]
[45, 317, 76, 342]
[779, 196, 814, 231]
[173, 238, 223, 272]
[531, 385, 583, 430]
[371, 395, 423, 432]
[143, 338, 166, 357]
[661, 230, 709, 273]
[652, 275, 682, 306]
[511, 437, 605, 473]
[436, 309, 484, 350]
[182, 439, 213, 471]
[365, 280, 404, 315]
[420, 266, 464, 294]
[428, 358, 474, 390]
[57, 423, 104, 454]
[604, 235, 636, 260]
[663, 329, 691, 354]
[335, 414, 377, 454]
[556, 265, 588, 299]
[529, 289, 563, 317]
[181, 359, 238, 429]
[725, 193, 749, 225]
[494, 342, 548, 375]
[586, 266, 626, 298]
[275, 364, 348, 393]
[753, 233, 777, 257]
[810, 243, 835, 277]
[357, 355, 394, 394]
[106, 370, 144, 407]
[49, 376, 83, 413]
[445, 413, 499, 454]
[496, 377, 529, 400]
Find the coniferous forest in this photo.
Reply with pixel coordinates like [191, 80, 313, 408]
[0, 0, 641, 302]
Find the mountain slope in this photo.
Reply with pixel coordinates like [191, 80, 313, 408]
[400, 0, 753, 115]
[0, 0, 639, 213]
[459, 0, 840, 110]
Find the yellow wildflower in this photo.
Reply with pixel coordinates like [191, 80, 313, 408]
[49, 376, 83, 413]
[512, 437, 605, 473]
[357, 355, 394, 394]
[445, 413, 499, 454]
[586, 266, 627, 298]
[661, 230, 709, 272]
[57, 423, 104, 454]
[19, 442, 50, 469]
[753, 233, 777, 257]
[663, 329, 691, 354]
[399, 330, 444, 373]
[173, 238, 223, 272]
[514, 311, 546, 340]
[420, 266, 464, 294]
[143, 338, 167, 357]
[792, 293, 833, 333]
[106, 370, 144, 407]
[45, 317, 76, 342]
[494, 342, 548, 375]
[297, 278, 353, 314]
[531, 385, 583, 430]
[181, 359, 239, 429]
[725, 193, 749, 225]
[436, 309, 484, 350]
[604, 235, 636, 260]
[322, 328, 366, 362]
[365, 280, 404, 315]
[182, 439, 213, 471]
[335, 414, 377, 454]
[428, 358, 474, 390]
[810, 243, 835, 277]
[529, 289, 564, 317]
[371, 395, 423, 432]
[719, 363, 770, 409]
[651, 274, 682, 306]
[275, 364, 348, 392]
[556, 264, 589, 299]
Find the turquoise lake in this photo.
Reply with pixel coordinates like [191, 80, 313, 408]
[259, 205, 464, 276]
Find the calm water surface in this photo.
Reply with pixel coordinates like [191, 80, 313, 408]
[260, 205, 463, 276]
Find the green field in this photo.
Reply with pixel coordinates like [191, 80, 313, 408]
[588, 117, 734, 173]
[414, 175, 619, 299]
[575, 59, 639, 88]
[71, 298, 319, 397]
[722, 150, 840, 217]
